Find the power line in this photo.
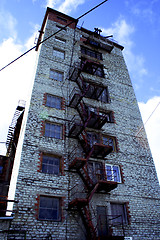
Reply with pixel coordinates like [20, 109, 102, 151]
[0, 0, 108, 72]
[136, 101, 160, 136]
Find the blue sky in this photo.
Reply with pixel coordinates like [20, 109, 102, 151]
[0, 0, 160, 181]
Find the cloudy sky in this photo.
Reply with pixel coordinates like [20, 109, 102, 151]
[0, 0, 160, 182]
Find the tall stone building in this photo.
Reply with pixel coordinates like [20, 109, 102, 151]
[1, 7, 160, 240]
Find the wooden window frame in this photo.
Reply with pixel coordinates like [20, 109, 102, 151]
[88, 161, 105, 181]
[38, 196, 61, 221]
[42, 153, 61, 175]
[44, 122, 62, 139]
[49, 69, 64, 82]
[55, 36, 66, 44]
[102, 135, 117, 152]
[81, 58, 104, 77]
[98, 88, 110, 103]
[53, 48, 65, 59]
[56, 24, 67, 31]
[110, 202, 128, 225]
[81, 46, 102, 60]
[105, 164, 121, 183]
[46, 94, 62, 109]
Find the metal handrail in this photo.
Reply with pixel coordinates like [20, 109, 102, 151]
[97, 214, 125, 236]
[69, 184, 87, 201]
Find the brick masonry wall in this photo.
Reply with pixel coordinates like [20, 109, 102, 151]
[1, 12, 160, 240]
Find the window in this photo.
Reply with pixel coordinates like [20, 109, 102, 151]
[39, 196, 61, 221]
[110, 203, 128, 224]
[45, 122, 62, 139]
[0, 166, 3, 174]
[97, 206, 108, 237]
[53, 48, 65, 59]
[98, 88, 110, 103]
[42, 154, 60, 175]
[88, 161, 104, 181]
[94, 65, 104, 77]
[56, 25, 66, 31]
[98, 111, 113, 123]
[57, 16, 67, 23]
[55, 36, 66, 44]
[105, 164, 121, 183]
[81, 59, 104, 77]
[87, 132, 100, 147]
[89, 39, 99, 47]
[50, 69, 63, 81]
[102, 136, 116, 151]
[46, 94, 62, 109]
[81, 46, 102, 60]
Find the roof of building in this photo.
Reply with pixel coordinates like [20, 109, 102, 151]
[36, 7, 124, 51]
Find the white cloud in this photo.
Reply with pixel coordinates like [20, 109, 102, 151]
[45, 0, 85, 14]
[139, 96, 160, 183]
[0, 33, 37, 152]
[0, 8, 17, 40]
[126, 0, 160, 28]
[45, 0, 62, 9]
[102, 18, 135, 48]
[102, 17, 148, 88]
[58, 0, 85, 14]
[131, 1, 155, 24]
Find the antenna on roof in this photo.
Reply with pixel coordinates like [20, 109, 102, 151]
[94, 28, 102, 35]
[81, 21, 84, 28]
[104, 35, 113, 38]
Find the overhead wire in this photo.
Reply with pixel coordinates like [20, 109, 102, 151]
[0, 0, 108, 72]
[136, 101, 160, 136]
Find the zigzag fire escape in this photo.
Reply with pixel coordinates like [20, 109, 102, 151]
[68, 61, 123, 239]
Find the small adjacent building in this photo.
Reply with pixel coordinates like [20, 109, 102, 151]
[0, 101, 25, 217]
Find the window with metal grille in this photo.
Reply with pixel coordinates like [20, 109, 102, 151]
[42, 154, 60, 175]
[98, 111, 113, 123]
[39, 196, 61, 221]
[81, 46, 102, 60]
[49, 69, 63, 81]
[105, 164, 121, 183]
[87, 132, 100, 147]
[110, 203, 128, 225]
[98, 88, 110, 103]
[53, 48, 65, 59]
[93, 65, 104, 77]
[46, 94, 62, 109]
[81, 59, 104, 77]
[45, 122, 62, 139]
[88, 161, 104, 181]
[102, 135, 116, 151]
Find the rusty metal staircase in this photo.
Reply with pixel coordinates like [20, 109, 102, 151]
[69, 61, 106, 104]
[78, 163, 117, 193]
[68, 62, 119, 239]
[68, 184, 99, 240]
[80, 204, 97, 240]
